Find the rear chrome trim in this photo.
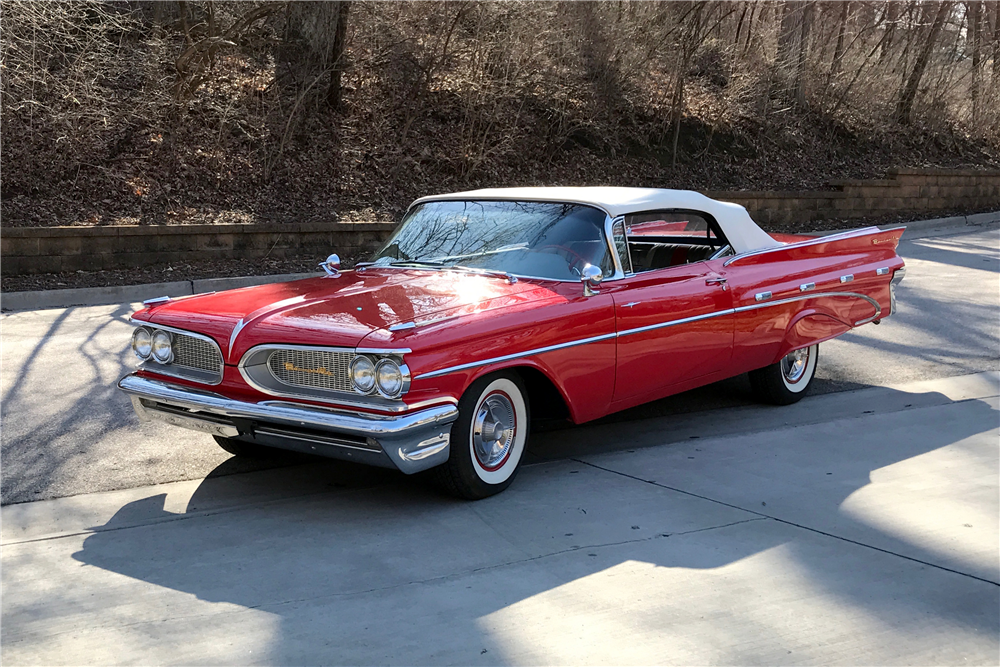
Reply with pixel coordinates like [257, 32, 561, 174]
[840, 274, 854, 283]
[799, 282, 816, 292]
[735, 290, 881, 325]
[876, 267, 890, 275]
[889, 266, 906, 315]
[723, 227, 883, 267]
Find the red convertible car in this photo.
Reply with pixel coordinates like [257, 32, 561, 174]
[119, 187, 906, 498]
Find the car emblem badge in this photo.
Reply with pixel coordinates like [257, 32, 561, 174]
[284, 362, 333, 376]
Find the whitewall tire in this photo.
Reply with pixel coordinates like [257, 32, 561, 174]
[436, 371, 529, 499]
[749, 344, 819, 405]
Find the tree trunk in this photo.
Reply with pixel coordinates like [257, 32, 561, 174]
[743, 2, 757, 54]
[990, 0, 999, 80]
[896, 1, 951, 124]
[830, 1, 850, 79]
[776, 1, 800, 73]
[879, 1, 899, 65]
[794, 1, 814, 105]
[970, 1, 981, 122]
[326, 1, 350, 110]
[280, 1, 349, 102]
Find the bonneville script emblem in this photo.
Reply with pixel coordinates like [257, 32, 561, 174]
[284, 362, 333, 376]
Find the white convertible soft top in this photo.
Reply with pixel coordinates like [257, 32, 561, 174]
[413, 186, 780, 254]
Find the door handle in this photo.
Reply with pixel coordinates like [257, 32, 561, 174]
[705, 277, 728, 289]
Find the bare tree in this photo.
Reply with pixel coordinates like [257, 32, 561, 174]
[989, 0, 1000, 80]
[830, 1, 851, 79]
[896, 1, 952, 124]
[279, 1, 351, 109]
[879, 0, 900, 65]
[969, 1, 982, 121]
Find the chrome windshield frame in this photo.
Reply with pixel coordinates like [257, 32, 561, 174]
[369, 199, 623, 284]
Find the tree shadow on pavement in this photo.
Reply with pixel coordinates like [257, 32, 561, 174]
[63, 387, 1000, 664]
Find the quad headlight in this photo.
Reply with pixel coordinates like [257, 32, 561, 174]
[375, 358, 404, 398]
[150, 329, 173, 364]
[350, 354, 408, 398]
[132, 326, 174, 364]
[350, 355, 376, 394]
[131, 327, 152, 360]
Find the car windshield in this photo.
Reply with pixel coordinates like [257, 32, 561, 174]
[369, 200, 614, 281]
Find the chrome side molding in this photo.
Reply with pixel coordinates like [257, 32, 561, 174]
[415, 291, 882, 380]
[876, 267, 890, 275]
[840, 274, 854, 283]
[799, 282, 816, 292]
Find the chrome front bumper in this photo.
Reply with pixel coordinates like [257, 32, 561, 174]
[118, 374, 457, 474]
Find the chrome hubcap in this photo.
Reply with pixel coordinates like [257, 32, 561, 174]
[781, 347, 810, 383]
[473, 393, 515, 469]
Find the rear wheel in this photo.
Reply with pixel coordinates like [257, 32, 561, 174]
[435, 371, 529, 500]
[213, 435, 278, 459]
[749, 344, 818, 405]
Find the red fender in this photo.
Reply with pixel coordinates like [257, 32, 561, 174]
[773, 310, 852, 363]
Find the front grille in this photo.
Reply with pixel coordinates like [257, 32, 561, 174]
[267, 349, 353, 393]
[172, 334, 222, 373]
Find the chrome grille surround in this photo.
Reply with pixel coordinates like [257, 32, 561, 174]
[238, 344, 411, 411]
[132, 323, 224, 385]
[267, 348, 354, 393]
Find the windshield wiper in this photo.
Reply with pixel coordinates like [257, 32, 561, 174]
[447, 265, 519, 284]
[388, 259, 450, 268]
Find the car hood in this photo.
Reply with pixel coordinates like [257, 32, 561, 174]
[133, 269, 545, 362]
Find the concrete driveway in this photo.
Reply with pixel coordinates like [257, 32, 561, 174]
[1, 225, 998, 665]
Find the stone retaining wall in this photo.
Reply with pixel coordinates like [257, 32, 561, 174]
[2, 168, 998, 276]
[1, 221, 397, 276]
[708, 168, 1000, 226]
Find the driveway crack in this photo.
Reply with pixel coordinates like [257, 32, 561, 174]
[573, 458, 1000, 587]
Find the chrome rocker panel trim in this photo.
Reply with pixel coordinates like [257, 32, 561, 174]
[118, 374, 458, 474]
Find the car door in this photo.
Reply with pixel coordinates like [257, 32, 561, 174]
[609, 211, 735, 406]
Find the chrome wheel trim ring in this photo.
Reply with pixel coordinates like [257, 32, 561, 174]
[472, 391, 516, 471]
[781, 347, 810, 384]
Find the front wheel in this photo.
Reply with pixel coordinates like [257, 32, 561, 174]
[749, 344, 819, 405]
[435, 371, 530, 499]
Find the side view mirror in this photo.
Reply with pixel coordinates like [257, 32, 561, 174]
[581, 263, 603, 297]
[320, 253, 341, 277]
